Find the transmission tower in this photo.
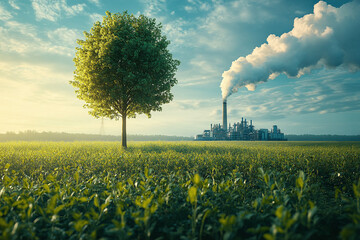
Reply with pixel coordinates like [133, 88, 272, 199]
[99, 118, 105, 135]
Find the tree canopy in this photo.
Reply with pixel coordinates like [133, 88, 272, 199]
[71, 11, 180, 148]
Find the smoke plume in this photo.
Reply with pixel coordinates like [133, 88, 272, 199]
[221, 1, 360, 100]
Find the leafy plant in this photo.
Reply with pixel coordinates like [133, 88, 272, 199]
[0, 141, 359, 239]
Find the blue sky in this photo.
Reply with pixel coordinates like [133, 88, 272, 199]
[0, 0, 359, 137]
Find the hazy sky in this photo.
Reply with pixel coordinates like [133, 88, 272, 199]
[1, 0, 359, 137]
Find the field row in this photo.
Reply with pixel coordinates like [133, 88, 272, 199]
[0, 141, 359, 239]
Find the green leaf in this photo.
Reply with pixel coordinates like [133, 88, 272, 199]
[307, 206, 317, 223]
[54, 205, 65, 214]
[46, 174, 56, 182]
[150, 204, 158, 214]
[275, 205, 284, 219]
[43, 184, 50, 193]
[27, 203, 33, 218]
[188, 186, 197, 205]
[4, 163, 10, 171]
[135, 196, 142, 208]
[78, 197, 88, 203]
[128, 178, 134, 186]
[219, 215, 236, 232]
[142, 196, 153, 209]
[74, 220, 89, 232]
[296, 176, 304, 189]
[0, 218, 8, 228]
[193, 174, 201, 185]
[144, 168, 149, 178]
[116, 206, 124, 215]
[74, 171, 79, 185]
[353, 183, 360, 198]
[23, 178, 29, 189]
[100, 203, 108, 212]
[264, 173, 269, 185]
[263, 233, 274, 240]
[47, 195, 58, 212]
[94, 195, 100, 208]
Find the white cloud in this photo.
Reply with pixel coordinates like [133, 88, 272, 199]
[0, 21, 78, 56]
[138, 1, 200, 49]
[48, 27, 82, 47]
[8, 0, 20, 10]
[199, 3, 210, 11]
[210, 109, 221, 117]
[62, 1, 86, 16]
[6, 21, 37, 38]
[0, 61, 71, 87]
[189, 56, 219, 74]
[221, 1, 360, 99]
[184, 6, 193, 12]
[185, 0, 211, 12]
[31, 0, 86, 21]
[162, 18, 192, 47]
[0, 21, 39, 53]
[0, 4, 12, 20]
[227, 69, 360, 120]
[195, 0, 277, 51]
[88, 0, 100, 7]
[141, 0, 167, 19]
[89, 13, 103, 23]
[31, 0, 60, 21]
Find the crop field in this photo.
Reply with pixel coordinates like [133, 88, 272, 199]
[0, 141, 360, 240]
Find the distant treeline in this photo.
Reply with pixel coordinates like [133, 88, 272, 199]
[0, 131, 359, 142]
[0, 131, 193, 142]
[286, 134, 360, 141]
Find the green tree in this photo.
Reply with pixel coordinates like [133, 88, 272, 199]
[71, 11, 180, 148]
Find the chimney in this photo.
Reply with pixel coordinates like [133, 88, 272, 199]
[223, 100, 227, 131]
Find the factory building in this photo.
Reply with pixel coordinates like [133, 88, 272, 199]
[195, 100, 286, 141]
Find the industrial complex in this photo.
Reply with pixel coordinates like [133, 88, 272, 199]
[195, 100, 286, 141]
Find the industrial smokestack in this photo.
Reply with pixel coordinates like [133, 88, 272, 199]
[223, 100, 227, 131]
[220, 1, 360, 100]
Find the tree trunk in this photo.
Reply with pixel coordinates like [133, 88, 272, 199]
[121, 114, 127, 148]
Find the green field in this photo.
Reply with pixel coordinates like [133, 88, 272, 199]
[0, 141, 359, 239]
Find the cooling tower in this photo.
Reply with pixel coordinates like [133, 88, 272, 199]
[223, 100, 227, 131]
